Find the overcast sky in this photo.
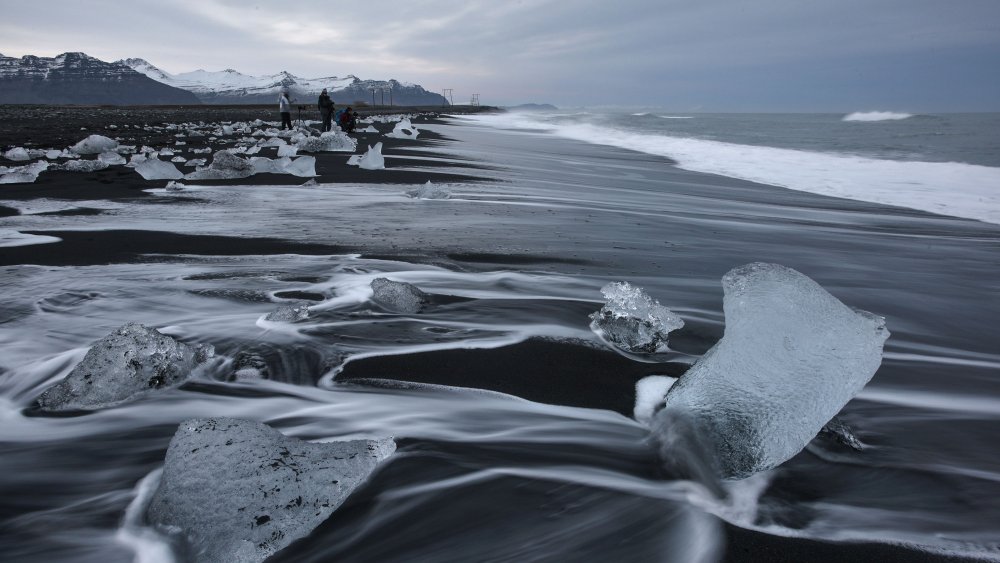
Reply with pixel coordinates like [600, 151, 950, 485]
[2, 0, 998, 110]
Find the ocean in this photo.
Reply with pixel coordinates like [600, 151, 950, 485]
[1, 110, 998, 562]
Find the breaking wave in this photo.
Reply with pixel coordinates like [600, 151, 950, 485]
[465, 113, 1000, 225]
[843, 111, 914, 122]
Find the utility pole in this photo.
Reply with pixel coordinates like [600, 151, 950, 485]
[389, 88, 392, 107]
[371, 87, 376, 109]
[442, 89, 453, 107]
[471, 94, 479, 107]
[380, 89, 384, 106]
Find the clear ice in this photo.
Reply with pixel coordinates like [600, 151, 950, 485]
[589, 281, 683, 353]
[406, 180, 451, 199]
[135, 158, 184, 180]
[654, 263, 889, 479]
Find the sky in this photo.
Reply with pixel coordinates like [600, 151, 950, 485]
[1, 0, 998, 111]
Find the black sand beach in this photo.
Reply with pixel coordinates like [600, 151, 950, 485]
[1, 106, 998, 562]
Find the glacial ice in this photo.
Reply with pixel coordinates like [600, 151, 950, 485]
[264, 304, 310, 322]
[352, 143, 385, 170]
[231, 352, 268, 380]
[589, 281, 683, 353]
[98, 151, 127, 165]
[184, 158, 207, 167]
[276, 144, 298, 157]
[370, 277, 428, 313]
[248, 156, 317, 177]
[0, 161, 48, 184]
[35, 323, 214, 411]
[386, 118, 420, 139]
[170, 156, 187, 163]
[653, 263, 889, 479]
[294, 131, 357, 153]
[406, 180, 450, 199]
[634, 375, 677, 425]
[184, 150, 253, 180]
[62, 159, 110, 173]
[70, 134, 118, 155]
[3, 147, 30, 161]
[135, 158, 184, 180]
[147, 418, 395, 563]
[165, 181, 186, 192]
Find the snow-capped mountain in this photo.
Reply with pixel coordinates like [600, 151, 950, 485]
[0, 52, 201, 105]
[119, 58, 446, 106]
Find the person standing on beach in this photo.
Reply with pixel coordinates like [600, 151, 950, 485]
[278, 89, 294, 130]
[317, 88, 334, 132]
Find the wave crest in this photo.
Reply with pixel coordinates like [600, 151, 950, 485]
[843, 111, 913, 122]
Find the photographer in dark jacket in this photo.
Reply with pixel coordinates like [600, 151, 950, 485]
[317, 89, 335, 132]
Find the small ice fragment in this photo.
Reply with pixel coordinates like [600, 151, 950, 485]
[357, 143, 385, 170]
[184, 158, 206, 167]
[136, 158, 184, 180]
[386, 118, 420, 139]
[654, 263, 889, 479]
[264, 304, 310, 322]
[370, 277, 427, 313]
[63, 159, 110, 172]
[406, 180, 450, 199]
[165, 181, 186, 191]
[589, 281, 683, 353]
[184, 150, 253, 180]
[3, 147, 30, 161]
[818, 417, 864, 451]
[277, 144, 298, 157]
[98, 151, 127, 165]
[0, 161, 48, 184]
[171, 156, 187, 163]
[300, 178, 318, 187]
[70, 134, 118, 155]
[45, 149, 62, 159]
[231, 352, 268, 381]
[294, 131, 357, 153]
[634, 375, 677, 425]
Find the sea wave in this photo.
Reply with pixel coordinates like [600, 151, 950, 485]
[843, 111, 914, 122]
[466, 113, 1000, 225]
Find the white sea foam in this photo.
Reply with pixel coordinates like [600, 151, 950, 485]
[843, 111, 913, 122]
[0, 229, 61, 247]
[466, 113, 1000, 225]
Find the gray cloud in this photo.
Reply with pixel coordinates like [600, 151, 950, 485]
[1, 0, 997, 109]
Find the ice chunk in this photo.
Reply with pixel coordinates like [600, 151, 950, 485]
[231, 352, 268, 381]
[45, 149, 62, 160]
[386, 118, 420, 139]
[184, 150, 253, 180]
[165, 181, 186, 192]
[294, 131, 357, 153]
[300, 178, 318, 187]
[276, 144, 298, 157]
[147, 418, 394, 563]
[170, 156, 187, 163]
[135, 158, 183, 180]
[247, 156, 316, 177]
[0, 161, 48, 184]
[370, 277, 427, 313]
[406, 180, 451, 199]
[259, 137, 287, 147]
[70, 134, 118, 155]
[283, 155, 315, 177]
[654, 263, 889, 479]
[357, 143, 385, 170]
[589, 281, 683, 353]
[3, 147, 30, 161]
[264, 303, 310, 322]
[818, 417, 864, 451]
[35, 323, 214, 411]
[62, 159, 110, 172]
[98, 151, 127, 165]
[634, 375, 677, 425]
[184, 158, 206, 167]
[358, 125, 379, 133]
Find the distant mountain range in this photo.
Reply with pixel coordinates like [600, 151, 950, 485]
[0, 52, 200, 105]
[119, 58, 446, 106]
[0, 52, 448, 106]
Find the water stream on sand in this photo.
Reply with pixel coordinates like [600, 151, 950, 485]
[2, 118, 999, 561]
